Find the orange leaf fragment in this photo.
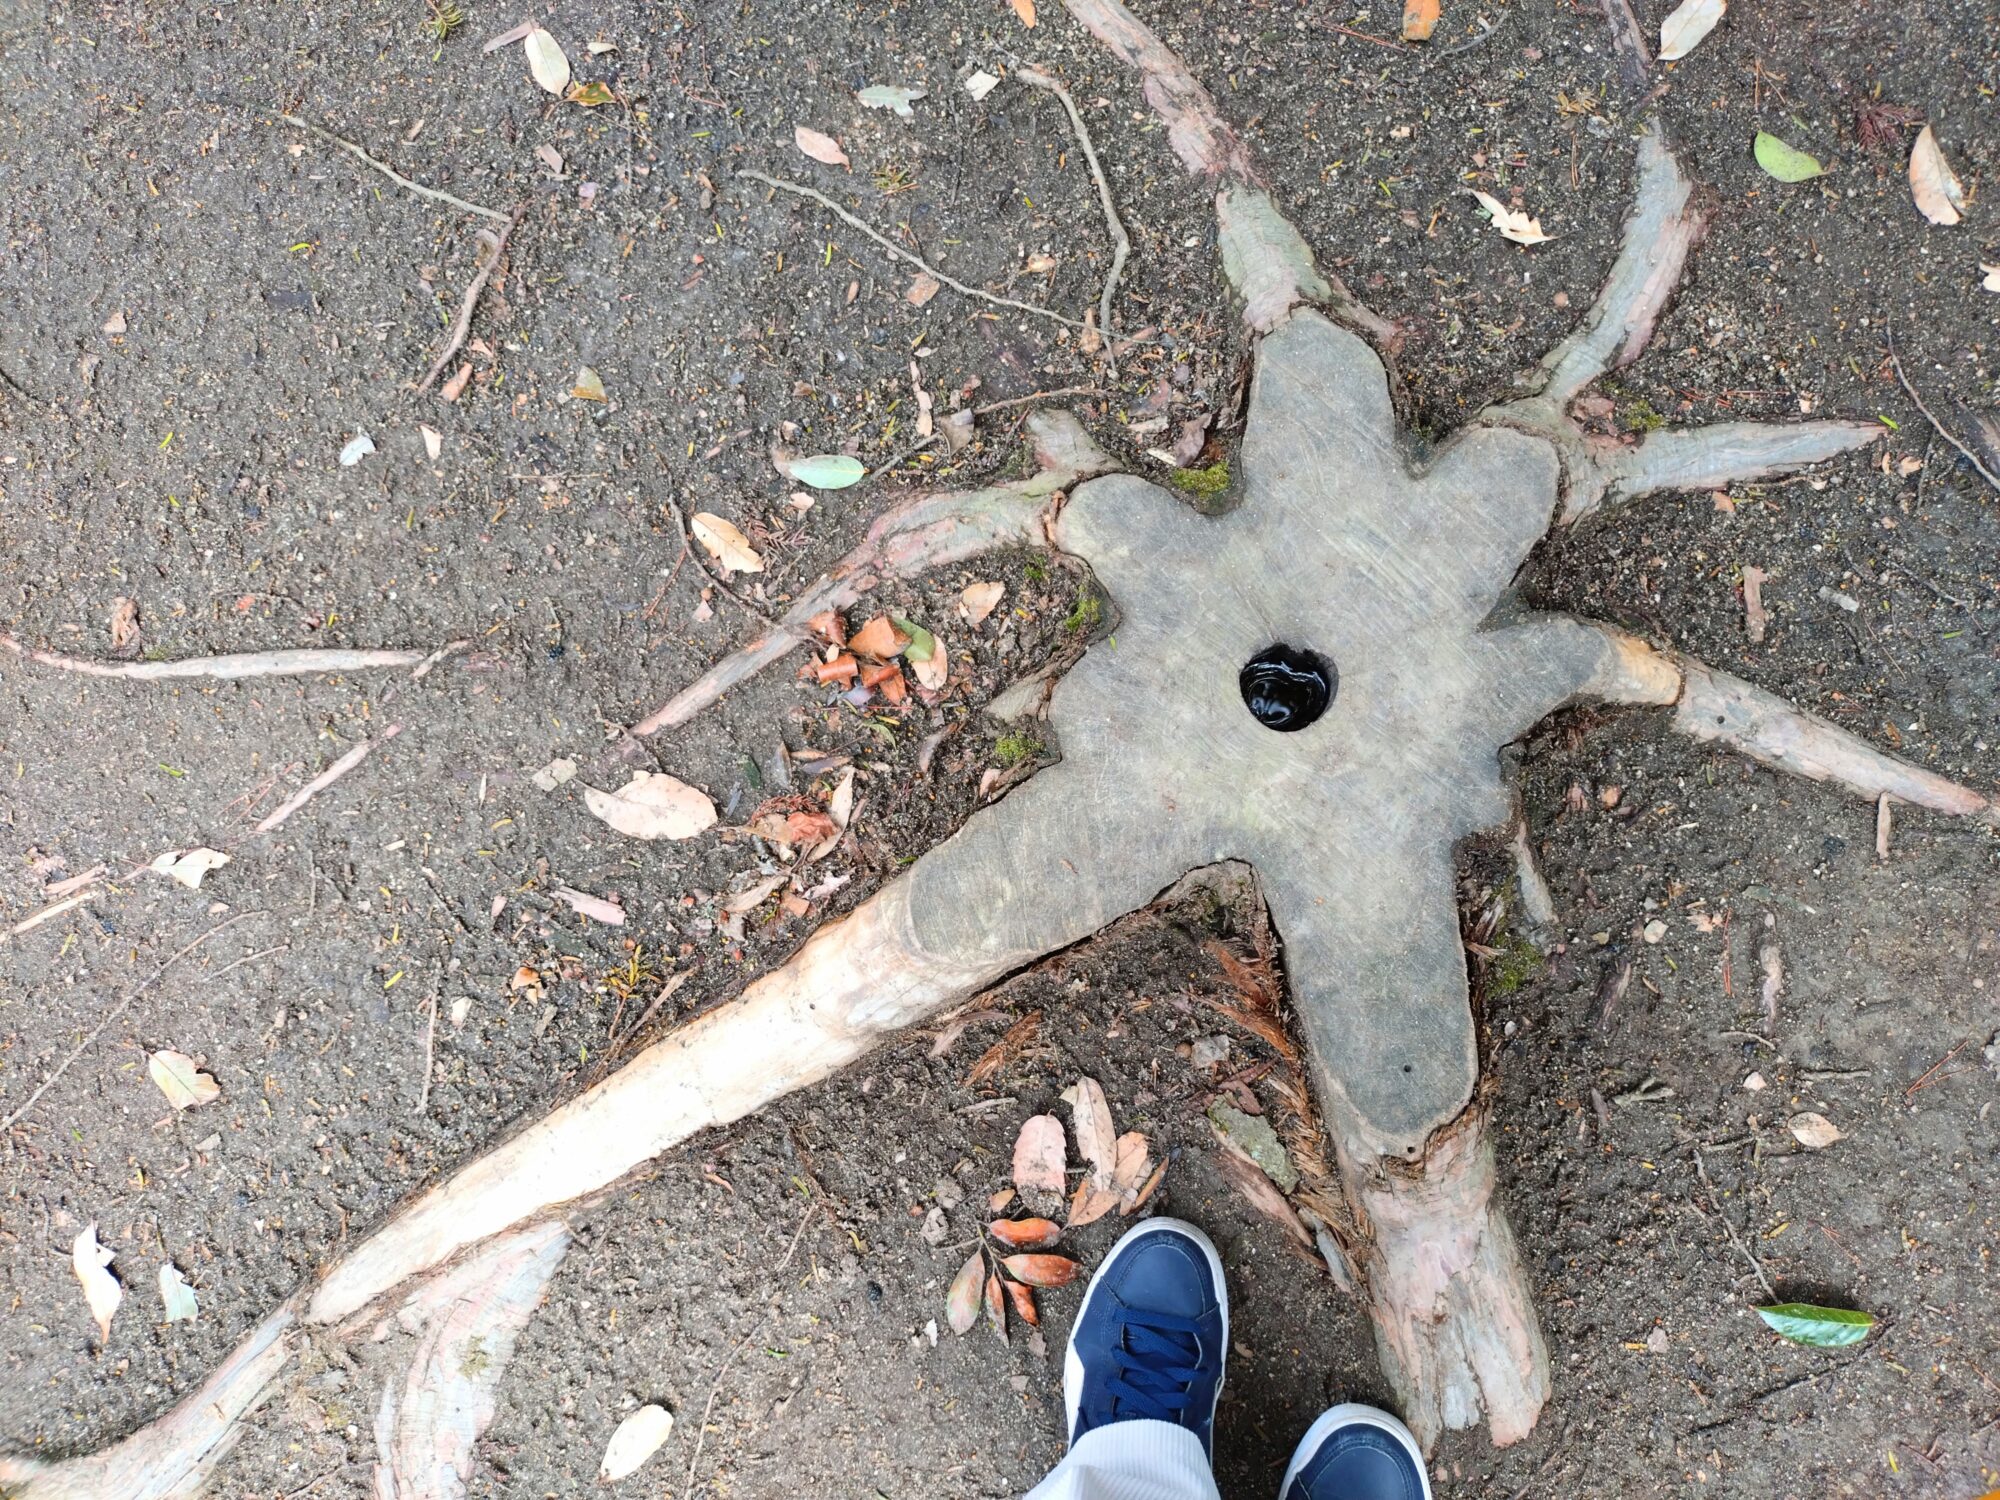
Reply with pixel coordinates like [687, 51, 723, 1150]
[1400, 0, 1441, 40]
[814, 653, 858, 684]
[984, 1270, 1008, 1339]
[987, 1217, 1062, 1251]
[1001, 1254, 1082, 1288]
[1003, 1279, 1040, 1326]
[1009, 0, 1037, 25]
[848, 615, 911, 660]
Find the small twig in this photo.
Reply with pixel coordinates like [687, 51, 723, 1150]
[1691, 1148, 1776, 1300]
[734, 169, 1085, 330]
[282, 113, 508, 222]
[1433, 11, 1511, 59]
[664, 496, 783, 630]
[255, 726, 402, 834]
[1886, 326, 2000, 496]
[684, 1204, 817, 1500]
[1, 911, 263, 1132]
[415, 981, 439, 1117]
[1016, 66, 1129, 373]
[1905, 1038, 1971, 1099]
[1715, 1029, 1777, 1050]
[0, 634, 463, 682]
[1330, 23, 1406, 48]
[0, 891, 98, 950]
[420, 208, 525, 392]
[203, 944, 290, 985]
[280, 114, 510, 223]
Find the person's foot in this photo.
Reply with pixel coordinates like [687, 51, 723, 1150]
[1278, 1403, 1432, 1500]
[1063, 1218, 1229, 1456]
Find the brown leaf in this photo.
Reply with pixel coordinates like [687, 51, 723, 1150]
[958, 581, 1005, 626]
[848, 615, 911, 660]
[1908, 125, 1965, 227]
[1400, 0, 1440, 41]
[905, 273, 942, 306]
[1001, 1254, 1081, 1288]
[690, 512, 765, 574]
[1741, 565, 1768, 644]
[988, 1217, 1062, 1251]
[806, 610, 847, 646]
[583, 772, 718, 841]
[1071, 1076, 1118, 1190]
[440, 362, 473, 402]
[1011, 1113, 1067, 1207]
[1003, 1279, 1040, 1326]
[148, 1050, 221, 1110]
[984, 1270, 1008, 1339]
[108, 597, 140, 651]
[794, 126, 850, 169]
[1110, 1131, 1152, 1201]
[785, 811, 838, 846]
[1213, 1137, 1312, 1250]
[1068, 1179, 1121, 1229]
[1009, 0, 1037, 25]
[945, 1251, 985, 1334]
[1788, 1111, 1845, 1150]
[1123, 1157, 1170, 1215]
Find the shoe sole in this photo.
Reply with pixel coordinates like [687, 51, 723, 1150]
[1064, 1217, 1230, 1445]
[1276, 1403, 1433, 1500]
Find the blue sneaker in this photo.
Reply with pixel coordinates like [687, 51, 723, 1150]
[1063, 1218, 1229, 1455]
[1279, 1403, 1433, 1500]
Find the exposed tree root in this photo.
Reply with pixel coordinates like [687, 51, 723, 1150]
[1342, 1097, 1549, 1451]
[1061, 0, 1397, 344]
[627, 411, 1112, 739]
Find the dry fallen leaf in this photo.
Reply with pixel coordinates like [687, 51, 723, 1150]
[722, 873, 788, 915]
[148, 1050, 222, 1111]
[1908, 125, 1965, 227]
[1000, 1254, 1081, 1288]
[1212, 1138, 1314, 1250]
[958, 581, 1005, 626]
[571, 365, 607, 402]
[965, 69, 1002, 102]
[1011, 1114, 1067, 1209]
[1983, 264, 2000, 294]
[794, 126, 850, 168]
[552, 886, 625, 925]
[906, 272, 942, 306]
[599, 1405, 674, 1482]
[535, 143, 565, 177]
[582, 772, 718, 841]
[984, 1269, 1007, 1339]
[1010, 0, 1037, 25]
[911, 635, 948, 692]
[1470, 189, 1552, 245]
[1741, 565, 1768, 645]
[1657, 0, 1725, 60]
[1400, 0, 1440, 42]
[440, 363, 473, 402]
[148, 847, 231, 890]
[1003, 1279, 1039, 1325]
[420, 424, 443, 460]
[523, 27, 571, 96]
[988, 1218, 1062, 1251]
[945, 1251, 986, 1334]
[1071, 1076, 1118, 1190]
[158, 1263, 199, 1323]
[72, 1224, 122, 1342]
[1789, 1112, 1846, 1150]
[689, 512, 765, 574]
[848, 615, 911, 659]
[108, 597, 140, 650]
[1110, 1131, 1152, 1204]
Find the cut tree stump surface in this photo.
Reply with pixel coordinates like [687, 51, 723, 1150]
[909, 311, 1635, 1162]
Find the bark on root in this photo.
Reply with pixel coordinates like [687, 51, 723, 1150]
[627, 409, 1111, 740]
[1343, 1099, 1550, 1452]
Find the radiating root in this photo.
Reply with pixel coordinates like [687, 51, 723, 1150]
[1517, 132, 1705, 412]
[1564, 418, 1882, 521]
[373, 1223, 572, 1499]
[1062, 0, 1397, 344]
[1482, 126, 1878, 518]
[1673, 657, 1999, 825]
[1583, 625, 1998, 824]
[1342, 1097, 1550, 1451]
[0, 635, 467, 682]
[628, 410, 1111, 738]
[0, 1300, 300, 1499]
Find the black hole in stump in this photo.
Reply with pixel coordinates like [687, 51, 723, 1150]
[1240, 644, 1336, 732]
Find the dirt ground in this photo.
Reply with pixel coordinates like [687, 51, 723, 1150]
[2, 0, 1997, 1496]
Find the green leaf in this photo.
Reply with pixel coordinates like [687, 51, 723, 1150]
[1753, 131, 1825, 183]
[891, 615, 936, 662]
[1754, 1302, 1875, 1348]
[786, 454, 865, 490]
